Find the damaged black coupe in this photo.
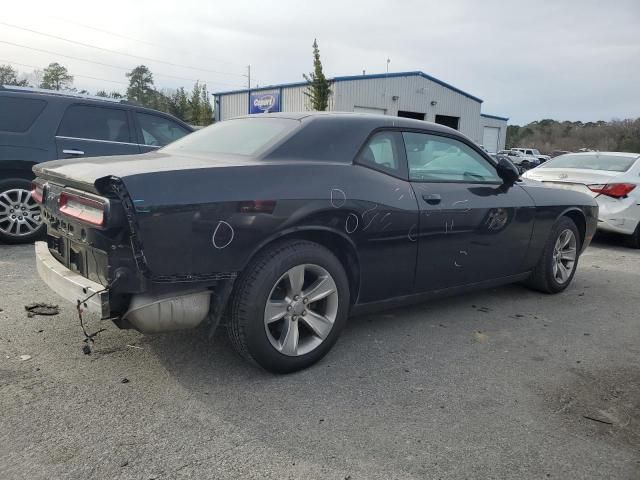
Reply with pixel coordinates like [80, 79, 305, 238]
[33, 113, 598, 372]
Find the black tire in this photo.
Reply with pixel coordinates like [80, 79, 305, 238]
[0, 178, 44, 244]
[228, 239, 350, 373]
[525, 216, 581, 294]
[628, 223, 640, 249]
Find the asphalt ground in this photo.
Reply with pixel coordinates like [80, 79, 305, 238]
[1, 233, 639, 479]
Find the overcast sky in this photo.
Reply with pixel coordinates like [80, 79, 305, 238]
[2, 0, 639, 125]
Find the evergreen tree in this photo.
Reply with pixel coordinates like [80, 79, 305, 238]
[189, 82, 202, 124]
[303, 39, 331, 111]
[40, 63, 73, 90]
[126, 65, 155, 105]
[0, 64, 29, 86]
[199, 83, 213, 125]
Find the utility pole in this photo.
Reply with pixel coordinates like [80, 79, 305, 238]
[246, 64, 251, 114]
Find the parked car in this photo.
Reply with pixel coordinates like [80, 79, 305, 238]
[523, 151, 640, 248]
[0, 86, 193, 243]
[497, 150, 538, 172]
[513, 147, 551, 164]
[33, 113, 597, 372]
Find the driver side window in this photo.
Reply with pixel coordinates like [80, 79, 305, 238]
[404, 132, 500, 183]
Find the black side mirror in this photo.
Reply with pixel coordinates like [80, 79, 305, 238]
[496, 157, 520, 185]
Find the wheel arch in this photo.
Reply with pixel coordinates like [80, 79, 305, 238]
[0, 160, 39, 181]
[242, 226, 361, 305]
[559, 207, 586, 248]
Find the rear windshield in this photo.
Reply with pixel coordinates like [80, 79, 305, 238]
[163, 117, 299, 156]
[540, 153, 638, 172]
[0, 96, 47, 132]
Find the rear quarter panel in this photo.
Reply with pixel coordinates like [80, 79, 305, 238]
[122, 162, 420, 303]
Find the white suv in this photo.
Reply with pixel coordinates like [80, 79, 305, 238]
[513, 147, 551, 164]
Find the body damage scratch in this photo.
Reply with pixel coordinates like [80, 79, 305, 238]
[330, 188, 347, 208]
[212, 221, 235, 249]
[452, 199, 471, 213]
[345, 213, 359, 234]
[408, 224, 417, 242]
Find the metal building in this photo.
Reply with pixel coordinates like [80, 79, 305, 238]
[213, 71, 508, 152]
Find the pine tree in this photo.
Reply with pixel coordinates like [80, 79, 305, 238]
[126, 65, 155, 105]
[40, 63, 73, 90]
[303, 39, 331, 111]
[199, 83, 213, 125]
[189, 82, 202, 125]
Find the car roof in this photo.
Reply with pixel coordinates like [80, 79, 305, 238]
[561, 151, 640, 158]
[231, 111, 460, 135]
[0, 85, 193, 128]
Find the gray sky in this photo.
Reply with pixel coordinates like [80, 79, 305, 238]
[2, 0, 639, 125]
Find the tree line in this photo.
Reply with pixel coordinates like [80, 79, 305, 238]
[0, 62, 213, 126]
[507, 118, 640, 154]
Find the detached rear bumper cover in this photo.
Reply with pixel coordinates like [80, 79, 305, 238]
[35, 241, 110, 319]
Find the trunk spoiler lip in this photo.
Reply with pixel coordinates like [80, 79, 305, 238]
[32, 164, 105, 195]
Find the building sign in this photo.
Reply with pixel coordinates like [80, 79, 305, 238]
[249, 92, 280, 114]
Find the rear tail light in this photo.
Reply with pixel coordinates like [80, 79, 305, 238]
[587, 183, 636, 198]
[58, 189, 108, 227]
[31, 179, 46, 204]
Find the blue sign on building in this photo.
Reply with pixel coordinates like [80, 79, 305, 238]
[249, 91, 280, 114]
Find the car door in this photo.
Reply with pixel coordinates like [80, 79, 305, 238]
[134, 112, 192, 152]
[55, 104, 140, 159]
[403, 131, 535, 292]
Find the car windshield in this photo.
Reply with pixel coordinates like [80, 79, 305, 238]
[163, 117, 299, 156]
[540, 153, 638, 172]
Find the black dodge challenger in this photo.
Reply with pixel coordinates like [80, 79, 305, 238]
[32, 113, 598, 372]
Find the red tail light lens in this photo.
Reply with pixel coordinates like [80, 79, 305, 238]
[587, 183, 636, 198]
[31, 179, 46, 204]
[58, 189, 108, 226]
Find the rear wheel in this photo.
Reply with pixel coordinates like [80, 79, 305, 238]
[0, 178, 44, 244]
[525, 216, 580, 293]
[228, 240, 350, 373]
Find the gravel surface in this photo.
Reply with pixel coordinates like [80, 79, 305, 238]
[1, 234, 639, 479]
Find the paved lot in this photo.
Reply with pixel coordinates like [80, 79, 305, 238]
[1, 235, 639, 479]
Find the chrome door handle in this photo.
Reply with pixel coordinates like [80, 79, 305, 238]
[62, 149, 84, 155]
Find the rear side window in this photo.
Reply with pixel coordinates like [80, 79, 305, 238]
[356, 131, 402, 175]
[137, 112, 190, 146]
[57, 105, 131, 143]
[0, 96, 47, 133]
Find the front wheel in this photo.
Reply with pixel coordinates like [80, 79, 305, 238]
[0, 178, 44, 244]
[228, 240, 350, 373]
[525, 216, 580, 293]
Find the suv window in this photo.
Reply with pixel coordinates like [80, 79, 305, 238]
[404, 132, 500, 183]
[58, 105, 131, 143]
[356, 131, 402, 175]
[0, 96, 47, 133]
[137, 112, 190, 147]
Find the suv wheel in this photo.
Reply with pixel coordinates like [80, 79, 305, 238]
[525, 216, 580, 293]
[228, 240, 350, 373]
[0, 178, 44, 244]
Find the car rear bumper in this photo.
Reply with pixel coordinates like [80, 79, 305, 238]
[596, 197, 640, 236]
[35, 241, 110, 319]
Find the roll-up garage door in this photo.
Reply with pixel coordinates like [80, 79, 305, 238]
[482, 127, 500, 153]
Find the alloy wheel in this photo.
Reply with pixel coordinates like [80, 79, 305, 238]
[0, 188, 41, 238]
[552, 229, 577, 284]
[264, 263, 339, 357]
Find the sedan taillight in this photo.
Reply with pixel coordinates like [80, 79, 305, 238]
[31, 179, 46, 204]
[587, 183, 636, 198]
[58, 189, 108, 226]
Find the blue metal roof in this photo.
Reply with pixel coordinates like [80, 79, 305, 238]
[212, 70, 483, 103]
[481, 113, 509, 121]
